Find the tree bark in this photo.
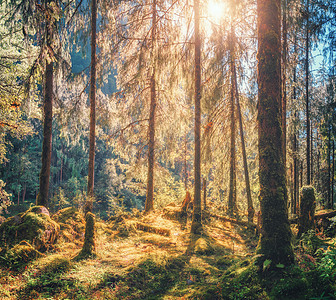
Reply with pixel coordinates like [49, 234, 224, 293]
[184, 135, 188, 189]
[297, 186, 316, 237]
[332, 140, 335, 209]
[328, 124, 331, 209]
[228, 30, 237, 216]
[145, 0, 157, 213]
[22, 183, 26, 203]
[81, 0, 97, 260]
[292, 37, 298, 215]
[305, 0, 311, 185]
[282, 0, 288, 171]
[86, 0, 97, 216]
[311, 121, 313, 182]
[36, 9, 53, 208]
[203, 178, 207, 210]
[256, 0, 294, 267]
[191, 0, 202, 234]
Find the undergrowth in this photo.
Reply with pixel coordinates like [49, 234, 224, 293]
[1, 208, 336, 299]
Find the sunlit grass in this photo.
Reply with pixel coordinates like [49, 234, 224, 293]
[0, 208, 261, 299]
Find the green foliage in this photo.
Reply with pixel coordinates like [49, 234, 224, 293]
[269, 276, 308, 300]
[299, 230, 330, 255]
[50, 187, 70, 212]
[0, 180, 12, 215]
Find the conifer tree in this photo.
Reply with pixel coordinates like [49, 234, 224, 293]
[190, 0, 202, 234]
[257, 0, 294, 267]
[78, 0, 97, 259]
[227, 26, 237, 217]
[144, 0, 157, 213]
[36, 0, 54, 207]
[86, 0, 97, 214]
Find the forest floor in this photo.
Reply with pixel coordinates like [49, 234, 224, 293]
[0, 207, 335, 299]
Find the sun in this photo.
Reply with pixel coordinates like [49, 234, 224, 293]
[207, 0, 227, 25]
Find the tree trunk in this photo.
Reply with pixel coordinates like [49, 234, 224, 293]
[60, 144, 63, 183]
[184, 135, 188, 189]
[282, 0, 288, 171]
[328, 124, 331, 209]
[233, 61, 254, 223]
[144, 0, 157, 213]
[300, 160, 303, 190]
[86, 0, 97, 216]
[311, 126, 314, 181]
[256, 0, 294, 267]
[36, 11, 53, 208]
[305, 0, 311, 185]
[297, 186, 316, 237]
[87, 0, 97, 201]
[203, 178, 207, 210]
[22, 183, 26, 203]
[191, 0, 202, 234]
[228, 32, 237, 216]
[332, 140, 335, 209]
[293, 37, 298, 215]
[81, 0, 97, 260]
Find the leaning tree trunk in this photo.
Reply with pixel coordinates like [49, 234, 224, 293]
[144, 0, 157, 213]
[256, 0, 294, 268]
[37, 9, 53, 208]
[191, 0, 202, 234]
[233, 61, 254, 223]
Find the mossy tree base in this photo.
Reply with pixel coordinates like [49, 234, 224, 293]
[191, 212, 203, 234]
[297, 186, 316, 238]
[74, 212, 96, 260]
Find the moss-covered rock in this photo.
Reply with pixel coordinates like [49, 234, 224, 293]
[52, 207, 85, 242]
[0, 241, 42, 270]
[0, 206, 60, 251]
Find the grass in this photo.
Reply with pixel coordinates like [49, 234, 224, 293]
[0, 209, 335, 299]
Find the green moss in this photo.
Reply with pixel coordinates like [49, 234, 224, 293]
[194, 238, 214, 255]
[269, 277, 308, 299]
[42, 256, 72, 275]
[53, 207, 85, 242]
[216, 255, 239, 269]
[116, 256, 184, 299]
[0, 206, 60, 251]
[53, 207, 84, 224]
[0, 241, 42, 271]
